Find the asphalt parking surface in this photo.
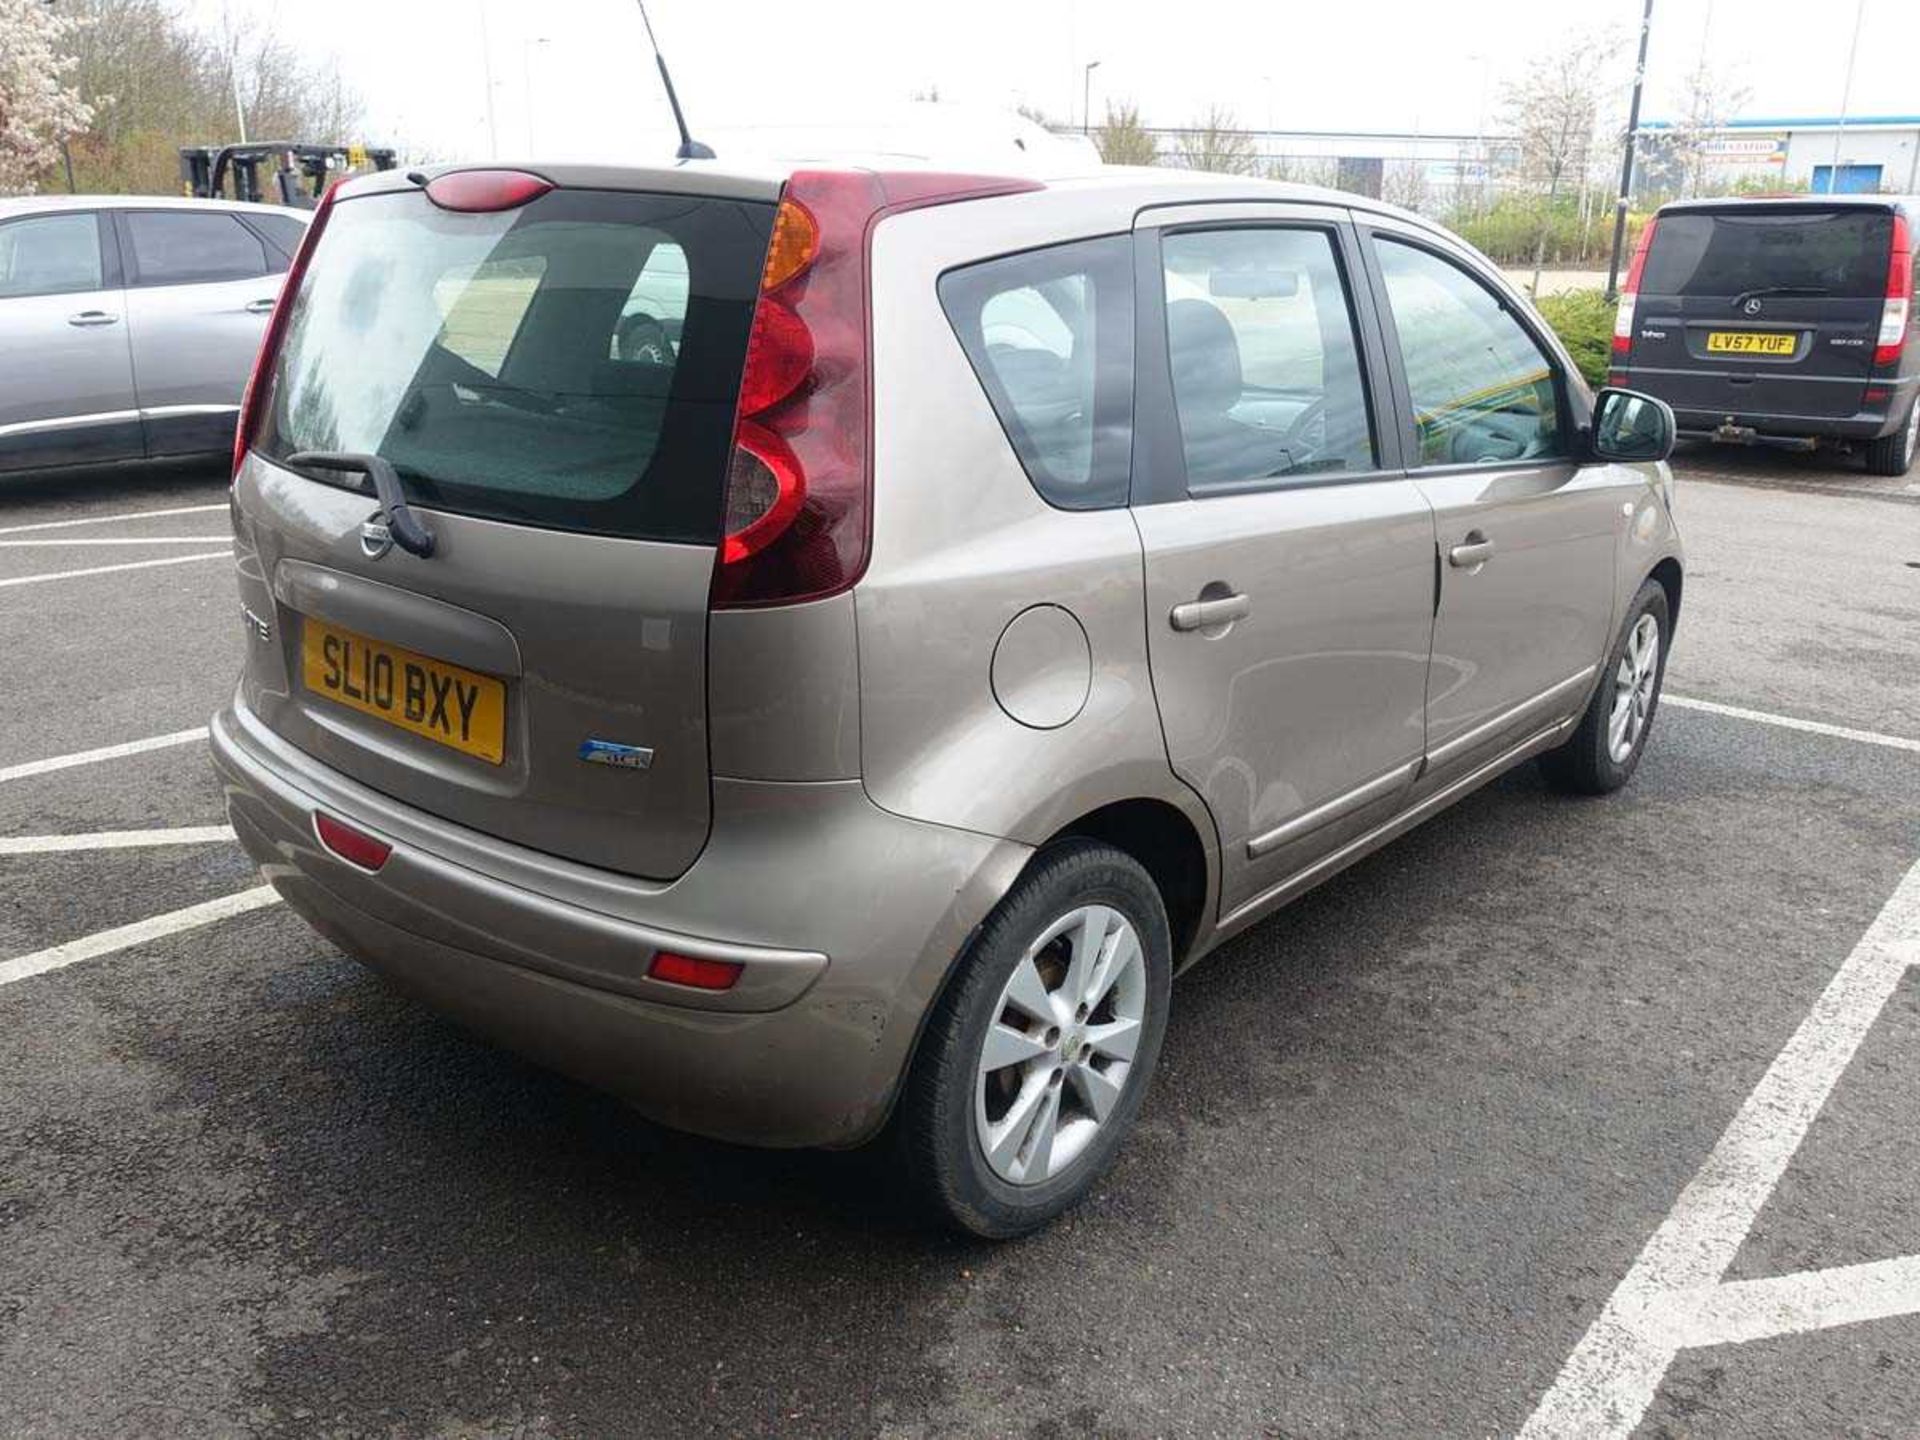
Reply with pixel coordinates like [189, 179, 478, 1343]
[2, 451, 1917, 1437]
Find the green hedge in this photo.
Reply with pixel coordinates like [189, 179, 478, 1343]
[1533, 289, 1617, 388]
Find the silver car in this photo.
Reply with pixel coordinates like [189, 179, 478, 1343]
[212, 162, 1683, 1237]
[0, 195, 307, 474]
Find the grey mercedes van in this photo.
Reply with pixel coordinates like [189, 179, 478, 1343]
[1611, 194, 1918, 476]
[213, 162, 1683, 1236]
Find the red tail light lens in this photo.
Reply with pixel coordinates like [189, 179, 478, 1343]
[314, 812, 392, 871]
[1612, 217, 1657, 358]
[711, 169, 1042, 609]
[232, 179, 340, 481]
[424, 168, 553, 213]
[648, 951, 744, 991]
[1873, 213, 1912, 369]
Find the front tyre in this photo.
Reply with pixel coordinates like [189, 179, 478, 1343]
[1539, 577, 1671, 795]
[901, 840, 1172, 1239]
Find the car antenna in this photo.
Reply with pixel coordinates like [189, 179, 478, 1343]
[634, 0, 715, 160]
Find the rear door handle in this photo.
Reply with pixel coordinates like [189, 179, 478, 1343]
[1169, 592, 1252, 632]
[244, 298, 276, 314]
[1448, 533, 1495, 568]
[67, 310, 119, 327]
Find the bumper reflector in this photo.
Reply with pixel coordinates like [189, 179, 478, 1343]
[314, 812, 393, 871]
[648, 951, 744, 991]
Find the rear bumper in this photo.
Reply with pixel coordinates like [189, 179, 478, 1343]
[211, 694, 1032, 1148]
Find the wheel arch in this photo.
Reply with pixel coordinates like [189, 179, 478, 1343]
[1649, 555, 1683, 629]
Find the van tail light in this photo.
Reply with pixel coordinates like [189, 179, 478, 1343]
[1612, 217, 1657, 358]
[710, 169, 1041, 609]
[233, 180, 340, 482]
[314, 811, 392, 871]
[1873, 212, 1912, 369]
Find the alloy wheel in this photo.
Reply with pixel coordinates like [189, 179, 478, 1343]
[1608, 612, 1662, 764]
[973, 904, 1147, 1186]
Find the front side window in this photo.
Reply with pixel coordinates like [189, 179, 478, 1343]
[1373, 238, 1563, 467]
[938, 233, 1134, 509]
[1161, 226, 1376, 491]
[0, 213, 104, 298]
[125, 211, 268, 286]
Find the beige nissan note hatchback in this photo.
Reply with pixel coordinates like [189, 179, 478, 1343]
[214, 161, 1684, 1237]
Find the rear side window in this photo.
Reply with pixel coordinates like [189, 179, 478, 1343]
[256, 187, 774, 543]
[245, 211, 310, 266]
[1161, 226, 1377, 489]
[125, 211, 268, 285]
[939, 234, 1134, 510]
[1642, 210, 1893, 298]
[0, 213, 103, 297]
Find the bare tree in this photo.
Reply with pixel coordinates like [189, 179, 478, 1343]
[0, 0, 93, 194]
[1502, 30, 1617, 294]
[1094, 100, 1157, 166]
[1169, 105, 1257, 175]
[61, 0, 363, 193]
[1667, 60, 1749, 199]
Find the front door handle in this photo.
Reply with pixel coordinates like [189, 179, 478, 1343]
[67, 310, 119, 327]
[244, 298, 276, 314]
[1448, 533, 1495, 568]
[1170, 591, 1252, 632]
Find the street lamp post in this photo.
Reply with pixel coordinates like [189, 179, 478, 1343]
[1826, 0, 1867, 193]
[1605, 0, 1657, 302]
[1082, 59, 1101, 136]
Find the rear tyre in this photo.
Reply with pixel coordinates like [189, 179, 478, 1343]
[900, 840, 1172, 1239]
[1863, 397, 1919, 478]
[1539, 578, 1671, 796]
[615, 315, 672, 365]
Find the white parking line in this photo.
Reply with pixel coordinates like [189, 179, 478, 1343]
[0, 886, 282, 989]
[1521, 854, 1920, 1437]
[0, 727, 208, 784]
[0, 825, 235, 855]
[0, 551, 230, 589]
[0, 537, 232, 547]
[0, 502, 228, 536]
[1665, 695, 1920, 756]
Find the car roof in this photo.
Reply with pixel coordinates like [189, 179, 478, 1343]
[342, 158, 1443, 234]
[0, 193, 311, 220]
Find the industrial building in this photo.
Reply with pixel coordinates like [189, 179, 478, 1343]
[1638, 114, 1920, 195]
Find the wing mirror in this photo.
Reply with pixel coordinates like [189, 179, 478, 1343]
[1589, 387, 1676, 464]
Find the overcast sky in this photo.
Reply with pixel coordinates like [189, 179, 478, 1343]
[191, 0, 1920, 164]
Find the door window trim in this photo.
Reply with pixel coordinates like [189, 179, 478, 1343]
[1129, 209, 1407, 506]
[1355, 216, 1590, 476]
[112, 207, 270, 289]
[0, 209, 121, 297]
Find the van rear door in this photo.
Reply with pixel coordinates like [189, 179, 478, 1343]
[1628, 204, 1892, 421]
[230, 174, 774, 879]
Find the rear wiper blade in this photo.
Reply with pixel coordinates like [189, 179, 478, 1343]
[1729, 285, 1830, 308]
[287, 451, 436, 558]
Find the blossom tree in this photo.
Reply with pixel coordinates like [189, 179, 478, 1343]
[0, 0, 92, 195]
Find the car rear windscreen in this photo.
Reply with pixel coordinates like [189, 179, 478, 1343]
[1641, 209, 1893, 299]
[256, 186, 774, 543]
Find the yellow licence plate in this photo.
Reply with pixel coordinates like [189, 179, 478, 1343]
[1705, 331, 1798, 356]
[302, 618, 506, 764]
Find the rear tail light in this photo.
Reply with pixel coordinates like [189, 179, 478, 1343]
[648, 951, 744, 991]
[233, 180, 340, 481]
[711, 169, 1041, 609]
[1874, 213, 1912, 368]
[1612, 217, 1657, 358]
[314, 812, 392, 871]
